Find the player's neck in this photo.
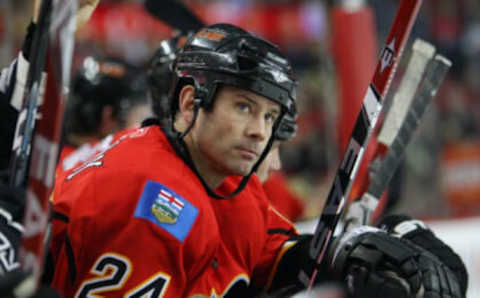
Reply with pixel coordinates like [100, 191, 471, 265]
[173, 116, 226, 188]
[183, 135, 225, 189]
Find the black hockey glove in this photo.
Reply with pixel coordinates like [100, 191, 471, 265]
[378, 214, 468, 297]
[326, 226, 462, 298]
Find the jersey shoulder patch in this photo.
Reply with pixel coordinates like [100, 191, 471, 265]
[134, 180, 198, 242]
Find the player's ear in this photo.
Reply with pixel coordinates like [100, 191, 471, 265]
[178, 85, 196, 124]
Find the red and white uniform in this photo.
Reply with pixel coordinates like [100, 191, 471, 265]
[50, 125, 296, 297]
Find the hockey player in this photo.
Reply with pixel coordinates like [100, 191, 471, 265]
[49, 23, 466, 298]
[148, 35, 305, 222]
[50, 24, 299, 296]
[58, 33, 303, 223]
[54, 35, 181, 176]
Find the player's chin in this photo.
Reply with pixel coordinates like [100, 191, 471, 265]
[228, 160, 256, 176]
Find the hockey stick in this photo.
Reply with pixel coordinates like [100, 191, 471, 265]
[9, 0, 52, 188]
[377, 39, 435, 157]
[345, 54, 451, 228]
[343, 38, 436, 229]
[16, 0, 78, 290]
[298, 0, 423, 289]
[144, 0, 205, 33]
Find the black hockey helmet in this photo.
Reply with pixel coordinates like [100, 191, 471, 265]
[147, 29, 298, 141]
[65, 56, 147, 136]
[170, 23, 297, 124]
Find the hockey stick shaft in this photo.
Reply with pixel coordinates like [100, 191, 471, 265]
[345, 55, 451, 228]
[9, 0, 52, 188]
[299, 0, 423, 289]
[377, 39, 436, 149]
[365, 55, 451, 206]
[20, 0, 78, 289]
[343, 39, 436, 228]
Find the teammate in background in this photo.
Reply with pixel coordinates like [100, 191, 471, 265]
[49, 23, 466, 297]
[54, 35, 180, 175]
[57, 56, 151, 176]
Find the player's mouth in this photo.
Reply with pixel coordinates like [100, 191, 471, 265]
[236, 147, 259, 160]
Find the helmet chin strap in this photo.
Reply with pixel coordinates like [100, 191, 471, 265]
[166, 101, 282, 200]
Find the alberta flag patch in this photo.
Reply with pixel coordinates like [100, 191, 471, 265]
[134, 180, 198, 242]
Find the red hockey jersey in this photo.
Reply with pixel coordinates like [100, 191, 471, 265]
[50, 125, 297, 297]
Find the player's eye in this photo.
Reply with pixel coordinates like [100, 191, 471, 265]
[236, 102, 251, 113]
[264, 113, 277, 124]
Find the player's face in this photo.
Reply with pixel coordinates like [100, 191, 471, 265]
[256, 142, 281, 183]
[191, 85, 281, 179]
